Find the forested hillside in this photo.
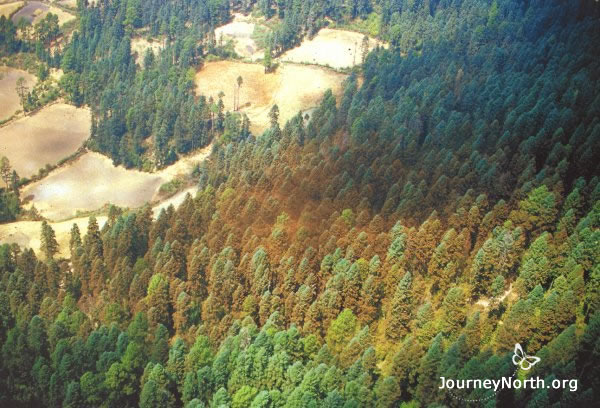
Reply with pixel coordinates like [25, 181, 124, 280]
[1, 0, 600, 407]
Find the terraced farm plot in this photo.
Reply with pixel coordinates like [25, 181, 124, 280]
[11, 1, 47, 23]
[0, 103, 90, 178]
[0, 66, 37, 121]
[195, 61, 347, 134]
[280, 28, 387, 69]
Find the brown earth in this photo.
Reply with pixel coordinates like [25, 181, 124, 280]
[0, 66, 37, 121]
[280, 28, 387, 69]
[0, 216, 108, 258]
[20, 142, 213, 221]
[195, 60, 347, 134]
[0, 103, 91, 178]
[11, 1, 74, 26]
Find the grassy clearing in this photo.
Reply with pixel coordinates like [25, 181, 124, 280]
[195, 60, 347, 134]
[215, 15, 265, 61]
[280, 28, 387, 70]
[130, 37, 164, 66]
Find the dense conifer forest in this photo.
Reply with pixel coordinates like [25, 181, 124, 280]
[1, 0, 600, 407]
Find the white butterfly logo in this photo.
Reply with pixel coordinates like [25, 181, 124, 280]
[512, 343, 540, 371]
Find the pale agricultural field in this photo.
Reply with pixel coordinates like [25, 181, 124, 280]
[21, 152, 165, 221]
[11, 1, 48, 23]
[0, 103, 90, 178]
[280, 28, 387, 69]
[20, 142, 213, 221]
[0, 66, 37, 121]
[195, 60, 347, 134]
[46, 4, 74, 25]
[0, 145, 213, 256]
[0, 186, 200, 258]
[11, 1, 74, 26]
[0, 1, 23, 18]
[0, 216, 108, 258]
[155, 142, 213, 181]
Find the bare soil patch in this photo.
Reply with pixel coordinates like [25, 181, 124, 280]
[280, 28, 386, 69]
[21, 152, 165, 221]
[0, 103, 91, 178]
[0, 145, 213, 255]
[0, 66, 37, 121]
[195, 61, 347, 134]
[11, 1, 47, 23]
[0, 1, 23, 18]
[0, 216, 108, 258]
[49, 67, 63, 81]
[46, 4, 74, 25]
[21, 142, 213, 221]
[11, 1, 74, 25]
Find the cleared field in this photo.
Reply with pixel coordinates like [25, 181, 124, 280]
[215, 14, 263, 60]
[21, 152, 165, 221]
[0, 103, 90, 178]
[0, 183, 199, 257]
[0, 145, 212, 256]
[131, 37, 163, 65]
[195, 61, 347, 133]
[0, 1, 23, 18]
[280, 28, 386, 69]
[0, 66, 37, 121]
[11, 1, 74, 26]
[0, 216, 108, 258]
[21, 142, 213, 221]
